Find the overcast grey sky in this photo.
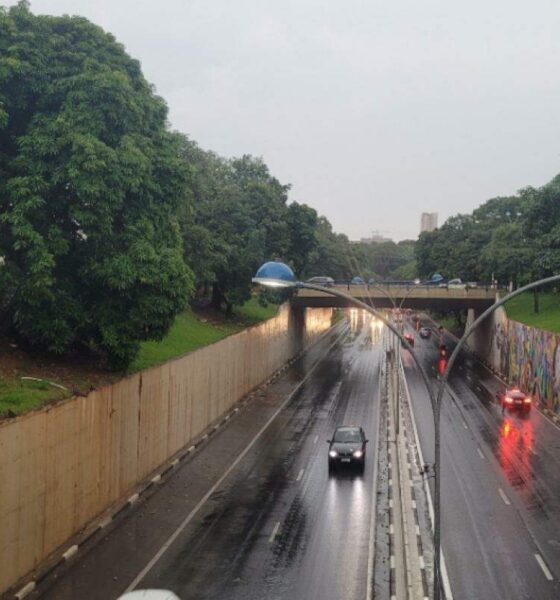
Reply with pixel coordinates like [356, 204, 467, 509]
[19, 0, 560, 240]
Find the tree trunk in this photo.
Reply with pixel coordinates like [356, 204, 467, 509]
[533, 289, 540, 314]
[212, 282, 232, 314]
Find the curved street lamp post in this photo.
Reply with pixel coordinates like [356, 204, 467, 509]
[253, 261, 560, 600]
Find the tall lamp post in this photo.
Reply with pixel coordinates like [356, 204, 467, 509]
[252, 262, 440, 593]
[433, 272, 560, 600]
[255, 262, 560, 600]
[366, 276, 443, 435]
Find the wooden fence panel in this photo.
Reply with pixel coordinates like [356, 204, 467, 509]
[0, 306, 332, 594]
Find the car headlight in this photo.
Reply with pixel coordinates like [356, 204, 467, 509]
[353, 450, 363, 458]
[329, 450, 338, 458]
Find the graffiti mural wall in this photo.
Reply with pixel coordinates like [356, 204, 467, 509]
[492, 315, 560, 418]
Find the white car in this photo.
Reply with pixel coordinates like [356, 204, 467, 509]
[448, 278, 466, 289]
[118, 591, 181, 600]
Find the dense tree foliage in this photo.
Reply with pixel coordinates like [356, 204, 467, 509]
[0, 2, 418, 368]
[0, 2, 193, 367]
[416, 176, 560, 285]
[179, 141, 321, 312]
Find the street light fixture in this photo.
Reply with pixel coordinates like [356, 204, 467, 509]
[254, 262, 559, 600]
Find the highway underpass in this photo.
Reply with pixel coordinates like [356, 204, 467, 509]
[29, 312, 560, 600]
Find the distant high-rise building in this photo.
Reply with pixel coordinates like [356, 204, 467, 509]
[420, 212, 438, 233]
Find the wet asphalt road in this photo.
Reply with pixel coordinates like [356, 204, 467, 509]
[401, 316, 560, 600]
[35, 313, 383, 600]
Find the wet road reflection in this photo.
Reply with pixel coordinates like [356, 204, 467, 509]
[136, 312, 383, 600]
[404, 315, 560, 598]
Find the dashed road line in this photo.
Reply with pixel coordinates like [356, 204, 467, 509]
[62, 545, 78, 561]
[535, 553, 554, 581]
[269, 521, 281, 543]
[498, 488, 511, 506]
[296, 468, 304, 482]
[462, 420, 468, 429]
[15, 582, 36, 600]
[313, 434, 318, 444]
[477, 448, 485, 459]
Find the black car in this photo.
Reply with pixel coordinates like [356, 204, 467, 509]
[419, 327, 431, 339]
[327, 426, 368, 473]
[495, 387, 532, 413]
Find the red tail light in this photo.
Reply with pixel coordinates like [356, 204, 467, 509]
[524, 397, 532, 404]
[505, 396, 513, 404]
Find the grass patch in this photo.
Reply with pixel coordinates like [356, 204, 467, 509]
[0, 377, 67, 417]
[235, 297, 279, 324]
[131, 298, 278, 372]
[0, 297, 279, 417]
[503, 292, 560, 333]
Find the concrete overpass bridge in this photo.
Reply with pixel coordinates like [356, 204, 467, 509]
[291, 284, 497, 312]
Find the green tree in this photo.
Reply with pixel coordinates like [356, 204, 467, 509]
[0, 2, 193, 368]
[522, 176, 560, 278]
[285, 202, 319, 277]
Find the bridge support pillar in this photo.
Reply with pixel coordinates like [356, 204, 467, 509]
[289, 304, 306, 355]
[464, 300, 508, 370]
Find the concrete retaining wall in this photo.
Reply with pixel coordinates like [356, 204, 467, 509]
[0, 305, 333, 594]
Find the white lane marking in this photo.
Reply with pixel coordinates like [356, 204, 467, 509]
[415, 524, 420, 536]
[15, 582, 36, 600]
[366, 368, 383, 600]
[462, 420, 468, 429]
[296, 468, 304, 482]
[389, 523, 394, 535]
[389, 499, 393, 509]
[477, 448, 485, 459]
[124, 334, 342, 593]
[535, 553, 554, 581]
[128, 493, 139, 505]
[458, 365, 464, 370]
[63, 545, 78, 560]
[313, 434, 318, 444]
[187, 445, 196, 453]
[498, 488, 511, 506]
[476, 386, 483, 392]
[269, 521, 281, 543]
[171, 458, 179, 467]
[390, 555, 395, 569]
[466, 375, 472, 381]
[419, 555, 425, 569]
[401, 355, 454, 600]
[389, 478, 393, 486]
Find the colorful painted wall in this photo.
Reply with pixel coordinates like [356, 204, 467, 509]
[466, 304, 560, 418]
